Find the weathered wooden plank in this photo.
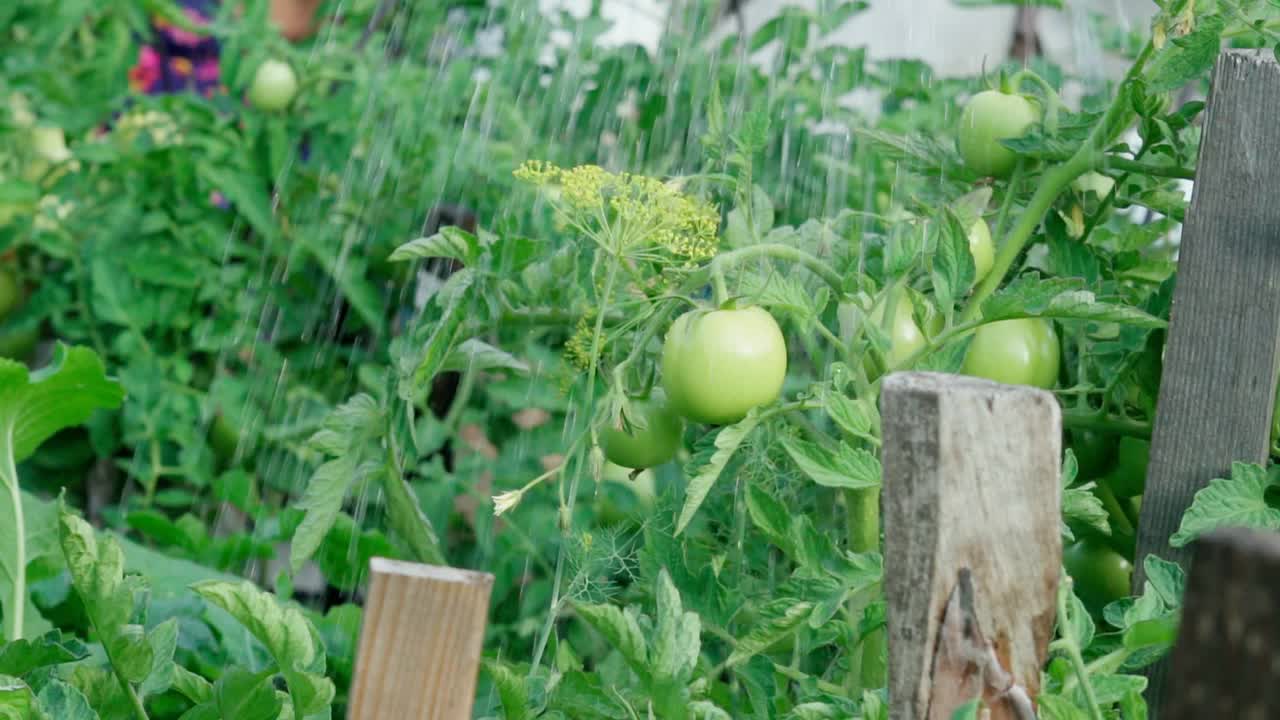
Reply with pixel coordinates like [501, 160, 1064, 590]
[1135, 49, 1280, 581]
[1162, 528, 1280, 720]
[881, 372, 1061, 720]
[1133, 50, 1280, 714]
[348, 558, 494, 720]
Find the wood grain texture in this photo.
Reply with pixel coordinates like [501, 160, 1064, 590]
[1162, 529, 1280, 720]
[1135, 49, 1280, 585]
[880, 372, 1061, 720]
[348, 558, 494, 720]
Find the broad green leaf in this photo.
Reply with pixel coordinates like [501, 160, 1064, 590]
[0, 631, 87, 676]
[214, 668, 281, 720]
[981, 275, 1165, 327]
[0, 675, 33, 720]
[58, 505, 140, 681]
[1062, 486, 1110, 542]
[34, 680, 97, 720]
[481, 661, 529, 720]
[677, 413, 761, 535]
[572, 603, 649, 681]
[290, 456, 360, 575]
[1075, 672, 1146, 708]
[1036, 694, 1091, 720]
[726, 599, 813, 667]
[1059, 583, 1095, 650]
[931, 211, 975, 312]
[388, 226, 481, 265]
[1145, 15, 1226, 92]
[779, 436, 881, 489]
[138, 618, 180, 697]
[192, 581, 334, 717]
[441, 339, 529, 374]
[0, 346, 123, 641]
[651, 569, 700, 687]
[1171, 463, 1280, 547]
[744, 483, 795, 557]
[170, 665, 214, 706]
[822, 390, 878, 443]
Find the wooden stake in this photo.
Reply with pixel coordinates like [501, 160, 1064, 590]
[348, 558, 494, 720]
[1161, 529, 1280, 719]
[1132, 50, 1280, 715]
[881, 372, 1061, 720]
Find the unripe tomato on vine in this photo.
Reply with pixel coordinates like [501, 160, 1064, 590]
[957, 90, 1039, 178]
[249, 59, 299, 112]
[662, 306, 787, 425]
[962, 318, 1059, 389]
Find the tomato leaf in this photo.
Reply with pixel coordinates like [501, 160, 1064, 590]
[931, 210, 976, 311]
[677, 414, 761, 535]
[572, 603, 650, 682]
[726, 599, 813, 667]
[482, 660, 531, 720]
[821, 389, 879, 444]
[1145, 15, 1226, 93]
[441, 338, 529, 374]
[389, 226, 481, 265]
[1170, 462, 1280, 547]
[0, 631, 87, 676]
[34, 679, 97, 720]
[651, 569, 701, 688]
[192, 580, 335, 718]
[982, 275, 1165, 327]
[779, 435, 881, 489]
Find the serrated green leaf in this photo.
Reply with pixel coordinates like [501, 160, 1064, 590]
[289, 456, 361, 575]
[651, 569, 700, 687]
[932, 211, 975, 311]
[745, 483, 795, 557]
[822, 391, 878, 443]
[0, 631, 88, 676]
[726, 600, 813, 667]
[170, 665, 213, 706]
[106, 625, 153, 684]
[1060, 584, 1095, 650]
[192, 581, 334, 717]
[1171, 463, 1280, 547]
[214, 668, 281, 720]
[481, 661, 529, 720]
[1146, 15, 1227, 92]
[573, 603, 649, 681]
[441, 339, 529, 374]
[982, 275, 1164, 327]
[677, 414, 760, 535]
[34, 680, 97, 720]
[1036, 694, 1091, 720]
[138, 618, 179, 698]
[779, 436, 881, 489]
[389, 227, 480, 264]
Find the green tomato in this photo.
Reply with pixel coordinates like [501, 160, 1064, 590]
[0, 324, 38, 362]
[210, 413, 242, 465]
[962, 318, 1059, 389]
[600, 396, 683, 469]
[957, 90, 1039, 178]
[0, 266, 20, 320]
[1063, 538, 1132, 609]
[1105, 436, 1150, 498]
[248, 60, 299, 112]
[1070, 429, 1116, 480]
[869, 289, 926, 369]
[662, 306, 787, 425]
[967, 219, 994, 284]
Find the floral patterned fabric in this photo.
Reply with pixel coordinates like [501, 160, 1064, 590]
[128, 0, 222, 97]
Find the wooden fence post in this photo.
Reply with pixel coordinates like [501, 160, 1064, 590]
[1160, 528, 1280, 719]
[881, 372, 1061, 720]
[1132, 50, 1280, 713]
[348, 558, 494, 720]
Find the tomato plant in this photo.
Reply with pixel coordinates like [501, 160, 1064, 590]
[962, 318, 1060, 389]
[956, 90, 1038, 178]
[600, 394, 682, 469]
[248, 59, 299, 112]
[967, 219, 994, 284]
[661, 306, 787, 425]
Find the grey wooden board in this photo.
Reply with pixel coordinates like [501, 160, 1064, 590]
[1162, 529, 1280, 720]
[880, 372, 1061, 720]
[1132, 50, 1280, 714]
